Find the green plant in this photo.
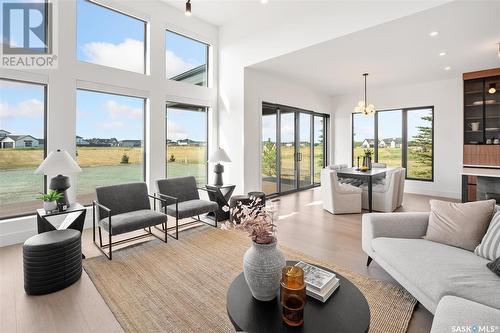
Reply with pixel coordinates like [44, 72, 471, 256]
[169, 154, 176, 162]
[363, 148, 373, 157]
[262, 139, 277, 176]
[120, 154, 130, 164]
[37, 189, 63, 202]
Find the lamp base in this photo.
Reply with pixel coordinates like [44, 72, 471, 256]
[49, 174, 70, 206]
[213, 163, 224, 186]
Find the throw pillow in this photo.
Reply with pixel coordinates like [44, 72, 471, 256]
[487, 256, 500, 278]
[424, 199, 496, 251]
[475, 212, 500, 260]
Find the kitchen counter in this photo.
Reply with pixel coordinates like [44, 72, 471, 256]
[462, 167, 500, 178]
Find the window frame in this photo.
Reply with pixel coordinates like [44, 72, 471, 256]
[0, 77, 48, 219]
[75, 87, 147, 205]
[351, 106, 434, 182]
[165, 102, 209, 185]
[76, 0, 148, 74]
[165, 29, 210, 87]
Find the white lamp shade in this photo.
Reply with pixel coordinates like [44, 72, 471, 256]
[208, 148, 231, 163]
[35, 150, 82, 175]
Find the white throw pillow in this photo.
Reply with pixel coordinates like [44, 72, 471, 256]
[475, 212, 500, 260]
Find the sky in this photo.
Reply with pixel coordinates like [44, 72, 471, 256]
[262, 112, 324, 144]
[0, 0, 208, 142]
[167, 108, 206, 142]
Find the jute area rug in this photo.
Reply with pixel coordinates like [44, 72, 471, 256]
[83, 227, 416, 333]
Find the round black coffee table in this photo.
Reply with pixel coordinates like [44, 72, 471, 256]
[226, 261, 370, 333]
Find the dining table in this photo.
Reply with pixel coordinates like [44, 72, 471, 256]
[336, 167, 392, 212]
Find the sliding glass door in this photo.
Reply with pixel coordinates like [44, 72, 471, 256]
[262, 102, 328, 195]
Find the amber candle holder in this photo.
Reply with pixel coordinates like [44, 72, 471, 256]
[280, 266, 306, 326]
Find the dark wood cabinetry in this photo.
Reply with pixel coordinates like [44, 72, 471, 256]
[462, 68, 500, 202]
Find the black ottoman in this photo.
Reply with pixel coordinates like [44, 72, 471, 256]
[247, 191, 266, 205]
[23, 229, 82, 295]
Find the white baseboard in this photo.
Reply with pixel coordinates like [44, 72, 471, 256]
[404, 188, 461, 200]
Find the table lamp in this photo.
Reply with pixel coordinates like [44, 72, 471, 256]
[208, 147, 231, 186]
[35, 149, 82, 206]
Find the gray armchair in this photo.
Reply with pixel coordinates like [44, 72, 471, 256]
[156, 176, 218, 239]
[93, 182, 168, 260]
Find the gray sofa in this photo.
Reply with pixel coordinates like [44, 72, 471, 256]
[362, 212, 500, 332]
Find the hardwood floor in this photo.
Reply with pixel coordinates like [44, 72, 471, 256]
[0, 189, 456, 333]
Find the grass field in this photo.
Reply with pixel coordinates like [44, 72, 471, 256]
[0, 146, 207, 214]
[353, 146, 432, 180]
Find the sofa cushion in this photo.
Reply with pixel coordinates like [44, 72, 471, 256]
[166, 199, 218, 219]
[372, 238, 500, 310]
[475, 212, 500, 260]
[430, 296, 500, 333]
[99, 209, 167, 236]
[424, 199, 496, 251]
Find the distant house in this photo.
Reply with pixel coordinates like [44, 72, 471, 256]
[0, 130, 11, 139]
[170, 64, 207, 86]
[361, 139, 374, 148]
[119, 140, 142, 147]
[0, 135, 40, 148]
[176, 139, 201, 146]
[378, 140, 387, 148]
[76, 136, 89, 145]
[87, 138, 118, 147]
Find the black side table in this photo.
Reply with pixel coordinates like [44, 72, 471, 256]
[205, 184, 236, 221]
[36, 203, 87, 257]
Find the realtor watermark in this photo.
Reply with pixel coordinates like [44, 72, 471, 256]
[1, 1, 58, 69]
[451, 325, 500, 333]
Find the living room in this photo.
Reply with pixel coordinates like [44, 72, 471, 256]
[1, 0, 499, 332]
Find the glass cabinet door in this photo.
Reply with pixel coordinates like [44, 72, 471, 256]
[464, 79, 485, 144]
[485, 76, 500, 143]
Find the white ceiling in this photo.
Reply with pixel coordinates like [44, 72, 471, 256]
[248, 1, 500, 95]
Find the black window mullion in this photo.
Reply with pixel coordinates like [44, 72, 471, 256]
[402, 109, 408, 177]
[374, 112, 379, 162]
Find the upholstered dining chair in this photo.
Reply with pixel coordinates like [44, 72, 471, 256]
[93, 182, 168, 260]
[156, 176, 219, 239]
[360, 168, 401, 212]
[372, 162, 387, 168]
[321, 168, 362, 214]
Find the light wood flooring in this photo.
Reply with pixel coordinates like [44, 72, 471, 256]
[0, 189, 457, 333]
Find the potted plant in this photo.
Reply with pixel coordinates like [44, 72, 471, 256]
[37, 190, 63, 212]
[225, 198, 285, 301]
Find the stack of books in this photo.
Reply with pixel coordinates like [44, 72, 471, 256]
[295, 261, 340, 302]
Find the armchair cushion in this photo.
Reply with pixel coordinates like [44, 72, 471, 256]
[99, 209, 167, 236]
[95, 182, 151, 219]
[166, 199, 218, 219]
[157, 177, 199, 203]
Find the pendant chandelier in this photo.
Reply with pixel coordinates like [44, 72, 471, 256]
[354, 73, 375, 116]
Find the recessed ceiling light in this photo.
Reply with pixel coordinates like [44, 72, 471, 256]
[439, 52, 446, 56]
[444, 66, 451, 70]
[261, 0, 268, 3]
[429, 31, 439, 37]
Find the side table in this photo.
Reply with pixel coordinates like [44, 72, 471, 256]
[36, 203, 87, 257]
[205, 184, 236, 221]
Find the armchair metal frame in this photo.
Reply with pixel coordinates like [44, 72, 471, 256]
[154, 187, 218, 240]
[92, 194, 168, 260]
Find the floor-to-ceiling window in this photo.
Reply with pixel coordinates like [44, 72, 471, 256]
[262, 102, 329, 195]
[77, 0, 147, 74]
[352, 106, 434, 181]
[0, 79, 46, 218]
[75, 89, 145, 204]
[166, 103, 208, 185]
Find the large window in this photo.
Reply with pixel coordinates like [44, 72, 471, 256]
[76, 89, 145, 204]
[166, 30, 208, 86]
[262, 105, 278, 194]
[166, 103, 208, 185]
[0, 79, 46, 218]
[313, 116, 325, 183]
[352, 107, 434, 181]
[77, 0, 146, 73]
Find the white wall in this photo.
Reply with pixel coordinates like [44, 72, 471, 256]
[243, 68, 334, 192]
[0, 0, 218, 246]
[332, 77, 463, 199]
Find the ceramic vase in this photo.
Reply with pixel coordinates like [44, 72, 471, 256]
[43, 200, 57, 212]
[243, 241, 286, 301]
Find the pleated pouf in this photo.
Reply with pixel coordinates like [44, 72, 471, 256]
[23, 229, 82, 295]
